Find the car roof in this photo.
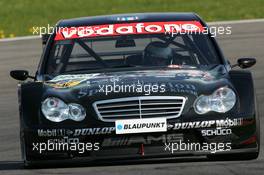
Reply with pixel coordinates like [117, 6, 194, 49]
[57, 12, 203, 27]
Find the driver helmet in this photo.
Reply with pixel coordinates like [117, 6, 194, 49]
[143, 41, 173, 66]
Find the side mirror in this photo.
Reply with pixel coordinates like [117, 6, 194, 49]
[10, 70, 34, 81]
[232, 58, 256, 69]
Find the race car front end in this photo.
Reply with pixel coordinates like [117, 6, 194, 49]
[19, 70, 259, 165]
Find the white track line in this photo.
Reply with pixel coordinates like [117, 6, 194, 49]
[0, 35, 40, 42]
[208, 18, 264, 25]
[0, 18, 264, 42]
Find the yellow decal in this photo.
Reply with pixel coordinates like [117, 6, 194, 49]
[46, 80, 81, 88]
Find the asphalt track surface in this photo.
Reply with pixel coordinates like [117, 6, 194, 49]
[0, 21, 264, 174]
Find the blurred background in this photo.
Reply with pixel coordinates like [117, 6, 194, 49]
[0, 0, 264, 38]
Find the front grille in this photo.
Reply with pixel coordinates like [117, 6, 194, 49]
[93, 96, 186, 122]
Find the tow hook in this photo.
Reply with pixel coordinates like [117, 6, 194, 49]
[139, 143, 145, 156]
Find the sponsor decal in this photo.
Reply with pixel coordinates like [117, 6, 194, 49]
[46, 74, 101, 89]
[46, 80, 81, 88]
[170, 118, 243, 130]
[115, 118, 167, 134]
[48, 137, 80, 144]
[50, 74, 100, 81]
[216, 118, 243, 127]
[55, 21, 204, 40]
[37, 127, 115, 137]
[73, 127, 115, 136]
[172, 70, 215, 81]
[38, 129, 71, 137]
[102, 133, 183, 147]
[201, 128, 232, 136]
[47, 71, 204, 96]
[79, 81, 197, 97]
[166, 82, 197, 96]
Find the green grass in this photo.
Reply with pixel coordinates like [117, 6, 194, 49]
[0, 0, 264, 38]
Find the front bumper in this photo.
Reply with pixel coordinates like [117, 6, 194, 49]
[22, 116, 259, 161]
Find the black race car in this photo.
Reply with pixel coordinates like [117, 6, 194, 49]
[10, 13, 259, 167]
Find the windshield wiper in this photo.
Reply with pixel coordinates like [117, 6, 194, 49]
[110, 64, 138, 68]
[63, 64, 138, 73]
[63, 67, 104, 73]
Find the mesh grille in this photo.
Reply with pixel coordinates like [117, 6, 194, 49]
[93, 96, 186, 122]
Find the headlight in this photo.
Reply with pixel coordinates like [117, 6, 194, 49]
[68, 103, 86, 121]
[41, 97, 86, 122]
[194, 87, 236, 114]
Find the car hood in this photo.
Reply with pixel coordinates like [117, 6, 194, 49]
[43, 66, 233, 101]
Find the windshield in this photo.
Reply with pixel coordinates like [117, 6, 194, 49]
[46, 33, 220, 75]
